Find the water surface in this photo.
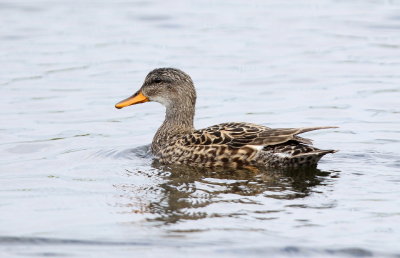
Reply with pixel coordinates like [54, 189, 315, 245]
[1, 0, 400, 257]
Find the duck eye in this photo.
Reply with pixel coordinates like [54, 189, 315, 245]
[154, 78, 162, 83]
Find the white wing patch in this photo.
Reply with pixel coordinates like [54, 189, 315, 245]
[274, 152, 292, 158]
[249, 145, 264, 151]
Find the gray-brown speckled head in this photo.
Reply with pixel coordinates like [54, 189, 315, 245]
[141, 68, 196, 109]
[115, 68, 196, 110]
[115, 68, 198, 150]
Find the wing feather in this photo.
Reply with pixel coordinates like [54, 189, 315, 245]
[180, 123, 337, 148]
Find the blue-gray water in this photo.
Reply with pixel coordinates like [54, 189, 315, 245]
[1, 0, 400, 257]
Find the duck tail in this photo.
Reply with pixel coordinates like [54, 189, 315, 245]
[290, 149, 337, 167]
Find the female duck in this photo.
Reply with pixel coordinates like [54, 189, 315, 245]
[115, 68, 336, 169]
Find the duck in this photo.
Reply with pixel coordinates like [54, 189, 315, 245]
[115, 68, 337, 170]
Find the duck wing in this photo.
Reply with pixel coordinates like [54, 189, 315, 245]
[181, 122, 337, 148]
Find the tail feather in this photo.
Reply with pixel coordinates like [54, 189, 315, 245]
[293, 135, 313, 145]
[289, 149, 337, 167]
[293, 149, 337, 158]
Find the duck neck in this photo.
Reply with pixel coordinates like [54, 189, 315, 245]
[152, 103, 195, 154]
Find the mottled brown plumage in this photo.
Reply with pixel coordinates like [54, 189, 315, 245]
[115, 68, 337, 170]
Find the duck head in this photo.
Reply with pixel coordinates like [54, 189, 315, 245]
[115, 68, 196, 109]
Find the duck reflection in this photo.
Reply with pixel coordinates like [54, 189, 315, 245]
[116, 160, 337, 224]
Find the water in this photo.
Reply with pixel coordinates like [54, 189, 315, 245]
[1, 0, 400, 257]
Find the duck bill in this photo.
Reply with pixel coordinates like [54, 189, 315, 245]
[115, 90, 149, 109]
